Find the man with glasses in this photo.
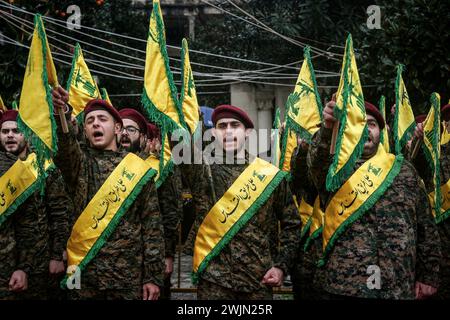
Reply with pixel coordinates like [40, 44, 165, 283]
[119, 108, 182, 300]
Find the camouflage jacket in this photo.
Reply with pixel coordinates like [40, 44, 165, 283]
[0, 150, 70, 294]
[157, 166, 183, 258]
[411, 141, 450, 295]
[307, 126, 441, 299]
[185, 154, 301, 292]
[54, 119, 165, 290]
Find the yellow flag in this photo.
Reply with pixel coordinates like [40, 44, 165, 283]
[0, 95, 6, 112]
[66, 43, 101, 121]
[100, 87, 112, 105]
[393, 65, 416, 155]
[180, 38, 200, 137]
[379, 95, 390, 153]
[326, 34, 368, 192]
[17, 14, 58, 168]
[142, 0, 186, 132]
[286, 46, 323, 142]
[155, 127, 174, 188]
[280, 126, 298, 173]
[422, 93, 441, 219]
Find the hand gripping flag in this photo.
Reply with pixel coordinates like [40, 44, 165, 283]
[285, 46, 323, 143]
[393, 64, 416, 155]
[379, 95, 390, 153]
[66, 43, 101, 122]
[142, 0, 187, 133]
[17, 15, 58, 184]
[326, 34, 368, 192]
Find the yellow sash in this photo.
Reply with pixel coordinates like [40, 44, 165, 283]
[63, 153, 156, 285]
[192, 157, 287, 284]
[0, 153, 51, 226]
[429, 178, 450, 224]
[319, 146, 403, 266]
[293, 195, 313, 240]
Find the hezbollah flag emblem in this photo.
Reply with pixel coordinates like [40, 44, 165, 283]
[285, 46, 323, 143]
[393, 64, 416, 155]
[326, 34, 368, 192]
[142, 0, 187, 132]
[66, 43, 101, 122]
[17, 14, 58, 177]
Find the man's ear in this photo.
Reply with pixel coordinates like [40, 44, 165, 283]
[114, 123, 122, 135]
[245, 128, 252, 138]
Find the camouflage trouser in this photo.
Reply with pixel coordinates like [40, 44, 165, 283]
[0, 289, 15, 300]
[14, 273, 49, 300]
[436, 264, 450, 299]
[67, 287, 142, 300]
[160, 274, 172, 300]
[197, 279, 273, 300]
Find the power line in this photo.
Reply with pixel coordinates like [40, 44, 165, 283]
[0, 1, 312, 71]
[1, 10, 340, 85]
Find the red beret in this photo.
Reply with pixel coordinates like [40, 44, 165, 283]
[0, 110, 18, 127]
[365, 101, 385, 129]
[84, 99, 123, 127]
[212, 104, 254, 129]
[147, 122, 161, 140]
[415, 114, 427, 124]
[119, 108, 148, 136]
[442, 104, 450, 122]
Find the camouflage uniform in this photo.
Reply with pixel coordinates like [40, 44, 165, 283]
[411, 141, 450, 299]
[157, 166, 183, 299]
[53, 117, 165, 300]
[290, 146, 327, 300]
[0, 150, 70, 300]
[185, 154, 301, 299]
[307, 126, 441, 299]
[0, 151, 35, 299]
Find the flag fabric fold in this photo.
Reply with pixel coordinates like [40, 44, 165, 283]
[142, 0, 187, 133]
[285, 46, 323, 143]
[17, 14, 59, 185]
[66, 43, 101, 122]
[326, 34, 368, 192]
[393, 64, 416, 155]
[379, 95, 390, 153]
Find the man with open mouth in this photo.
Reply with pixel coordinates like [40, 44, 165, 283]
[51, 86, 165, 300]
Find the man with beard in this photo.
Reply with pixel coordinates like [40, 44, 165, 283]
[0, 110, 70, 300]
[119, 108, 182, 300]
[185, 104, 301, 300]
[410, 103, 450, 299]
[52, 86, 165, 300]
[119, 108, 148, 153]
[307, 100, 441, 299]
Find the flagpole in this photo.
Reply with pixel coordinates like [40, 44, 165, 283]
[330, 121, 339, 154]
[59, 111, 69, 133]
[411, 139, 421, 159]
